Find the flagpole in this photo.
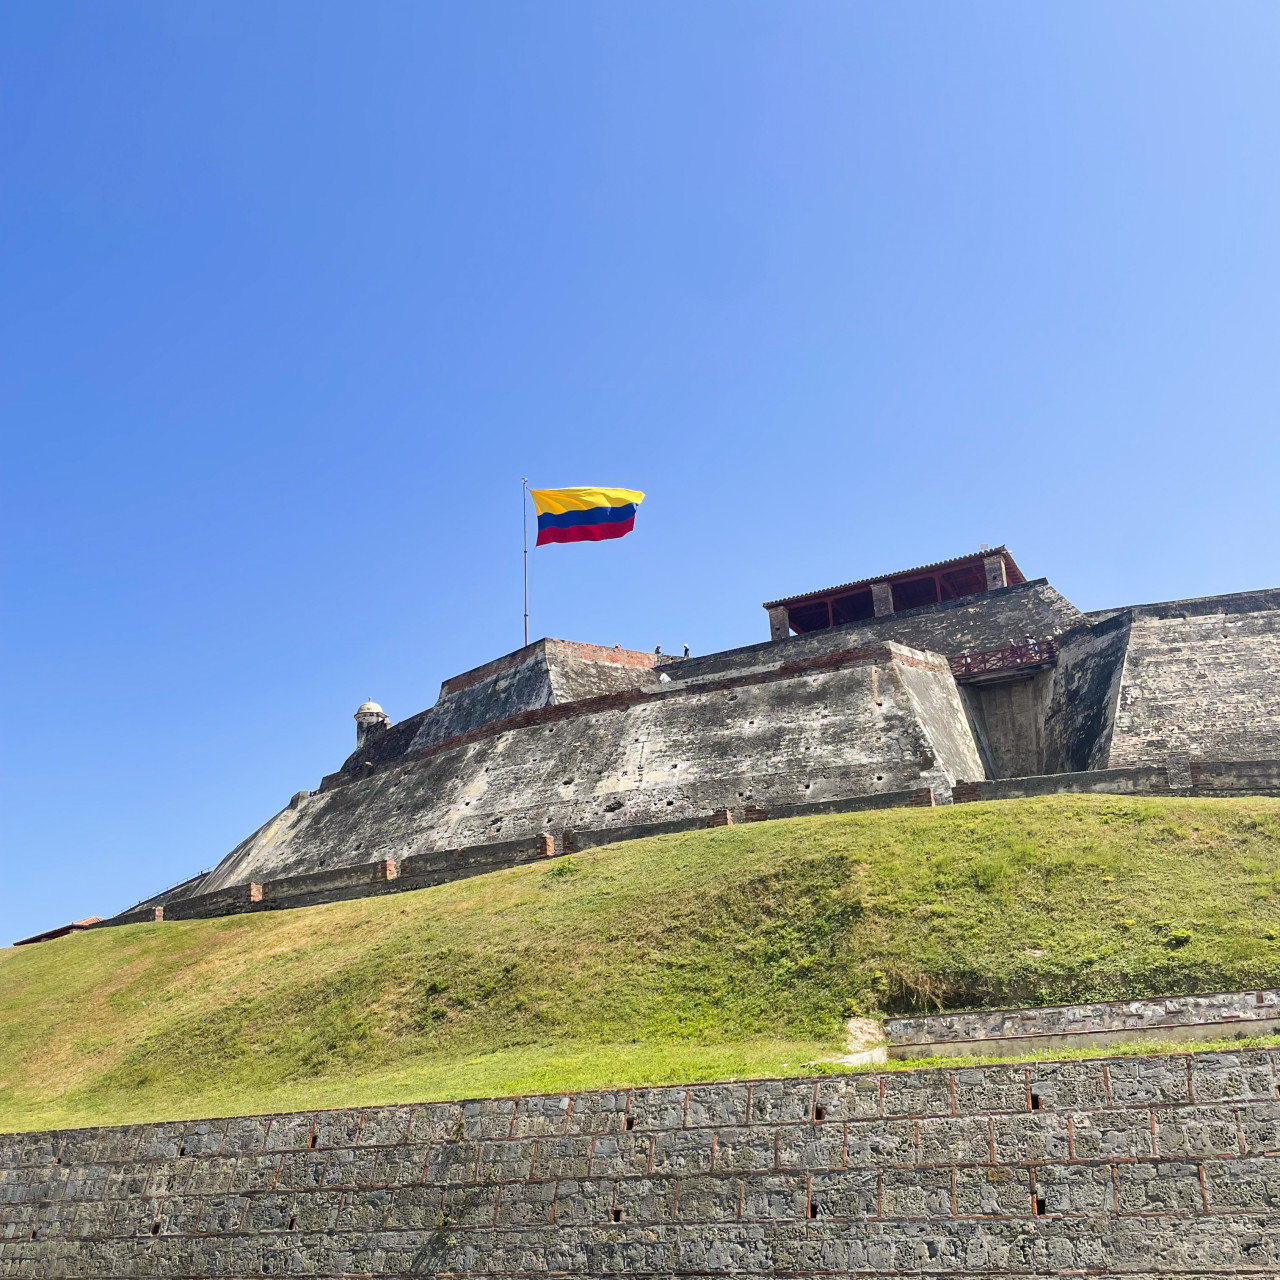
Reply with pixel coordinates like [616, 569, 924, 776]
[522, 478, 530, 648]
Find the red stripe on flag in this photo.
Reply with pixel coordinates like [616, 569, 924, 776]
[536, 517, 635, 546]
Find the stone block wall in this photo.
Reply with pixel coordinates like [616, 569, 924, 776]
[1191, 761, 1280, 796]
[7, 1049, 1280, 1276]
[1107, 599, 1280, 772]
[951, 766, 1172, 804]
[886, 989, 1280, 1059]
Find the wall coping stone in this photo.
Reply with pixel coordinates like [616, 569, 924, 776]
[886, 986, 1280, 1059]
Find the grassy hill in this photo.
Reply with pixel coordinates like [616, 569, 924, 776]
[5, 794, 1280, 1133]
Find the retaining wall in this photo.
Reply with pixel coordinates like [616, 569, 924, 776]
[950, 762, 1280, 805]
[84, 790, 936, 934]
[1191, 761, 1280, 797]
[886, 989, 1280, 1059]
[951, 767, 1173, 804]
[7, 1049, 1280, 1276]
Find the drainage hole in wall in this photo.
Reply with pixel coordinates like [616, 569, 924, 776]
[1034, 1195, 1046, 1216]
[814, 1105, 826, 1121]
[1030, 1094, 1041, 1111]
[807, 1201, 817, 1219]
[625, 1116, 636, 1131]
[611, 1208, 623, 1222]
[666, 800, 674, 806]
[151, 1223, 160, 1236]
[309, 1133, 318, 1149]
[288, 1217, 296, 1231]
[875, 775, 883, 782]
[177, 1146, 184, 1157]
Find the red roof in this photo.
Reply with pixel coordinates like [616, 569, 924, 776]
[12, 917, 102, 947]
[762, 547, 1025, 609]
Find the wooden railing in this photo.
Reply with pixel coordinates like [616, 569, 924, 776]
[949, 636, 1058, 678]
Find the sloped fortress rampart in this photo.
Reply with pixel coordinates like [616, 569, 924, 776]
[86, 548, 1280, 930]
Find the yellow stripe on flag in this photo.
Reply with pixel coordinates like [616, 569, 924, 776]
[529, 487, 645, 515]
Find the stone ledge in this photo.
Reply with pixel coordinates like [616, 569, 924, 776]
[886, 986, 1280, 1059]
[952, 766, 1173, 803]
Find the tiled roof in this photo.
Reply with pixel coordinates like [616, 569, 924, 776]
[762, 547, 1024, 609]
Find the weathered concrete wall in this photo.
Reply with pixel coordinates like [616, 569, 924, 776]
[346, 641, 665, 770]
[344, 586, 1078, 783]
[1107, 594, 1280, 772]
[7, 1048, 1280, 1276]
[887, 989, 1280, 1059]
[195, 645, 979, 894]
[895, 654, 986, 783]
[960, 669, 1054, 780]
[78, 791, 939, 932]
[1041, 613, 1131, 775]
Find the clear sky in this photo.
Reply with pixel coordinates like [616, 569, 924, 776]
[3, 2, 1279, 943]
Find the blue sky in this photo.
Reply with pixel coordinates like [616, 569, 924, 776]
[3, 1, 1279, 942]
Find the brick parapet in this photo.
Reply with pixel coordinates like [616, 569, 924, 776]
[4, 1048, 1280, 1275]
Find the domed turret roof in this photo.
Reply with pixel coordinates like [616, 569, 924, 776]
[355, 700, 385, 717]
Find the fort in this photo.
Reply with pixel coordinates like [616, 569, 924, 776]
[72, 546, 1280, 932]
[9, 549, 1280, 1279]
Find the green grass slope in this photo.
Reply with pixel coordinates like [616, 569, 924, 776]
[5, 795, 1280, 1133]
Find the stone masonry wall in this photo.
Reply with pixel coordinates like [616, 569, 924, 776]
[344, 586, 1078, 782]
[1107, 598, 1280, 772]
[6, 1048, 1280, 1276]
[195, 645, 981, 895]
[345, 642, 665, 769]
[1041, 614, 1131, 776]
[886, 989, 1280, 1058]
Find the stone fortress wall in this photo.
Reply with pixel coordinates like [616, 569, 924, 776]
[193, 639, 978, 895]
[89, 552, 1280, 930]
[7, 1048, 1280, 1277]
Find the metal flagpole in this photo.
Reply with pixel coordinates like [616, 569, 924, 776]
[522, 478, 530, 647]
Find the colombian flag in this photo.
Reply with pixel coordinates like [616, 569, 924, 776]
[531, 487, 646, 546]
